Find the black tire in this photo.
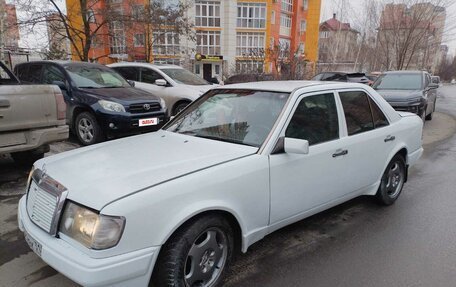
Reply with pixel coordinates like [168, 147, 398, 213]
[376, 154, 406, 205]
[151, 215, 234, 287]
[74, 112, 104, 145]
[173, 102, 191, 116]
[11, 150, 44, 166]
[425, 101, 436, 121]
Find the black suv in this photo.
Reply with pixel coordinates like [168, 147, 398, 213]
[311, 72, 370, 84]
[15, 61, 167, 145]
[372, 71, 438, 121]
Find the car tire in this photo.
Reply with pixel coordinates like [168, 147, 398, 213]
[425, 102, 435, 121]
[151, 215, 234, 287]
[375, 154, 406, 205]
[173, 102, 190, 116]
[75, 112, 104, 145]
[11, 150, 44, 166]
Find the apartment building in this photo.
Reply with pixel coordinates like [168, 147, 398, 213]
[66, 0, 322, 80]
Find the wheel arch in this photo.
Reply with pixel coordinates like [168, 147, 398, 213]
[71, 105, 95, 130]
[160, 207, 245, 255]
[171, 99, 192, 115]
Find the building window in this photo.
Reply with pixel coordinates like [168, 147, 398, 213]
[153, 32, 180, 55]
[154, 58, 181, 65]
[298, 42, 305, 54]
[320, 31, 330, 38]
[134, 33, 145, 47]
[196, 30, 221, 55]
[195, 64, 201, 74]
[281, 0, 293, 12]
[237, 2, 266, 29]
[236, 60, 264, 73]
[215, 64, 220, 75]
[195, 1, 221, 27]
[132, 5, 144, 19]
[110, 33, 126, 55]
[303, 0, 309, 10]
[280, 13, 292, 36]
[300, 20, 307, 33]
[236, 32, 265, 56]
[279, 38, 291, 57]
[271, 10, 275, 25]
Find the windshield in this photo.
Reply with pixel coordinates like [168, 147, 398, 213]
[373, 74, 423, 90]
[65, 65, 130, 89]
[161, 68, 210, 86]
[165, 89, 290, 147]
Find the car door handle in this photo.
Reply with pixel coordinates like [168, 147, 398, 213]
[384, 135, 396, 142]
[332, 149, 348, 158]
[0, 100, 10, 108]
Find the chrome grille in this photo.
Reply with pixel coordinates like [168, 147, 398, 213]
[27, 181, 58, 233]
[26, 168, 68, 235]
[129, 102, 161, 113]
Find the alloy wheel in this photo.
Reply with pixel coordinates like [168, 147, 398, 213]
[385, 162, 404, 199]
[78, 117, 94, 143]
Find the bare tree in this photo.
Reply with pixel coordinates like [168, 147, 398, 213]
[129, 0, 193, 63]
[267, 41, 309, 80]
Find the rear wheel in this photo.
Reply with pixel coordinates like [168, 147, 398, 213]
[425, 101, 436, 121]
[151, 215, 234, 287]
[375, 154, 406, 205]
[75, 112, 104, 145]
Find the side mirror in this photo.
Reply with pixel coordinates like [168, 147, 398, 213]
[127, 80, 135, 87]
[428, 83, 439, 89]
[155, 79, 167, 86]
[284, 138, 309, 155]
[52, 81, 68, 91]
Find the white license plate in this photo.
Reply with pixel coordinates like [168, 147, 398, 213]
[139, 118, 158, 127]
[24, 231, 42, 257]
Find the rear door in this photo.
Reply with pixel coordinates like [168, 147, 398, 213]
[336, 89, 394, 191]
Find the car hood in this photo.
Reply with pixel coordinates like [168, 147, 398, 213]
[35, 130, 257, 210]
[79, 87, 160, 103]
[375, 89, 423, 102]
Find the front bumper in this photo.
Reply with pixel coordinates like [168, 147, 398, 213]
[18, 196, 160, 287]
[95, 110, 167, 138]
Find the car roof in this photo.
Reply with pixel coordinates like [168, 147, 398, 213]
[383, 70, 425, 74]
[216, 81, 367, 93]
[16, 60, 108, 69]
[108, 62, 183, 70]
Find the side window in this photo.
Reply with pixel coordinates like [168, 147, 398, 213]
[339, 91, 374, 136]
[27, 64, 44, 83]
[116, 67, 139, 81]
[285, 93, 339, 146]
[369, 97, 389, 128]
[42, 65, 66, 84]
[424, 74, 430, 88]
[140, 68, 164, 84]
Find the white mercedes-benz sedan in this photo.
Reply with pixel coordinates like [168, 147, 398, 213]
[18, 81, 423, 287]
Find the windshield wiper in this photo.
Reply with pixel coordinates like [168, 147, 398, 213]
[78, 86, 100, 89]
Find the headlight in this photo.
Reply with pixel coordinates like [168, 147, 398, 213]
[98, 100, 125, 113]
[160, 98, 167, 110]
[60, 202, 125, 250]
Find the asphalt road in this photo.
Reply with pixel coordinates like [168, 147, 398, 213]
[1, 86, 456, 287]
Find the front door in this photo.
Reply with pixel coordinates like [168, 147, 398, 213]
[269, 92, 351, 226]
[203, 64, 212, 81]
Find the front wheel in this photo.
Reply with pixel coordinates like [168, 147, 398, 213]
[75, 112, 104, 145]
[375, 154, 406, 205]
[151, 215, 234, 287]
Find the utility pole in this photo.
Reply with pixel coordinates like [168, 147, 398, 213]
[0, 0, 5, 63]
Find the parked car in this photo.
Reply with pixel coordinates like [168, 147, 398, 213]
[108, 63, 215, 116]
[451, 79, 456, 85]
[14, 61, 166, 145]
[311, 72, 370, 84]
[372, 70, 438, 121]
[366, 75, 379, 86]
[0, 61, 68, 165]
[18, 81, 423, 287]
[224, 73, 275, 85]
